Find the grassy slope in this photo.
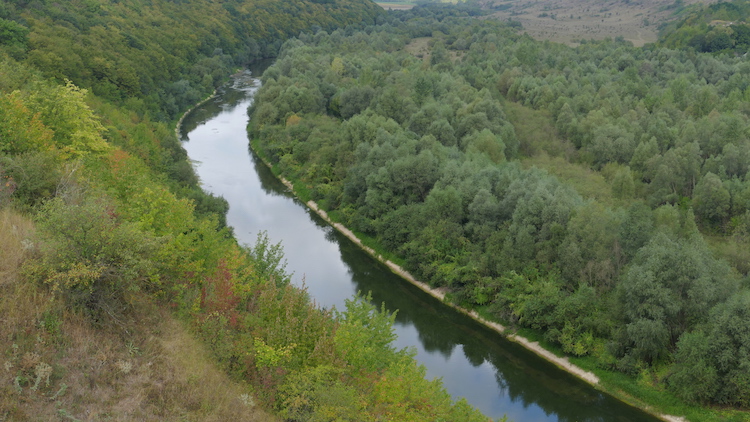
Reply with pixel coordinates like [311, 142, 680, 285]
[0, 209, 277, 421]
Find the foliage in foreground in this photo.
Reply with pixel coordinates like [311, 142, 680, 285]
[0, 27, 491, 422]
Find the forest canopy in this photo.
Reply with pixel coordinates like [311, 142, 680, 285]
[659, 0, 750, 53]
[0, 0, 382, 119]
[249, 2, 750, 408]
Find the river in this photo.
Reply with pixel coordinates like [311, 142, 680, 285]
[179, 65, 661, 422]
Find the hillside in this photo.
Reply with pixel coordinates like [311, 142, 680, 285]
[659, 0, 750, 52]
[1, 0, 381, 119]
[0, 1, 494, 421]
[0, 209, 277, 420]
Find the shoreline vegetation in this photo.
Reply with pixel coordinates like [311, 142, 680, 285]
[174, 89, 218, 140]
[5, 0, 750, 419]
[248, 141, 686, 422]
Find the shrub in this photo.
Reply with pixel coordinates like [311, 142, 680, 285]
[25, 193, 160, 320]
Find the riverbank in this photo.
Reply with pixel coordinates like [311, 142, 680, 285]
[256, 152, 686, 422]
[174, 89, 217, 139]
[302, 199, 600, 385]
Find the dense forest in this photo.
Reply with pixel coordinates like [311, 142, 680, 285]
[0, 0, 493, 420]
[249, 2, 750, 414]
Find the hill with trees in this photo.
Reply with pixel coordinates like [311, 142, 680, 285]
[659, 0, 750, 52]
[248, 3, 750, 419]
[1, 0, 382, 118]
[0, 0, 493, 420]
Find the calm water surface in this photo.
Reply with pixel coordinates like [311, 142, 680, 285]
[179, 66, 661, 422]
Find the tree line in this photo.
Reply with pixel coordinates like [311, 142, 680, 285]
[0, 0, 382, 119]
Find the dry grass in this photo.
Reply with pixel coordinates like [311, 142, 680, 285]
[504, 101, 576, 159]
[489, 0, 720, 47]
[0, 208, 44, 375]
[34, 305, 277, 422]
[404, 37, 433, 62]
[0, 207, 277, 422]
[0, 208, 34, 287]
[523, 153, 616, 205]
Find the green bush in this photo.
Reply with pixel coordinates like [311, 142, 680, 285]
[26, 193, 160, 319]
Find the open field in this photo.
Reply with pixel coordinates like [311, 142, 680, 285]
[488, 0, 720, 46]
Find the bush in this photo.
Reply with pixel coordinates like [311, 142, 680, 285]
[0, 152, 63, 208]
[25, 193, 160, 319]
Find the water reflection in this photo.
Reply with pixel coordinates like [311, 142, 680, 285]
[180, 67, 661, 422]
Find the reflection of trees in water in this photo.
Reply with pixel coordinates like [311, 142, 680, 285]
[179, 98, 224, 140]
[332, 228, 659, 422]
[336, 238, 458, 358]
[181, 81, 256, 139]
[247, 148, 296, 199]
[182, 58, 272, 141]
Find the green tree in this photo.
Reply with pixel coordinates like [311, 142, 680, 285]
[0, 18, 28, 58]
[337, 85, 375, 119]
[463, 128, 506, 164]
[245, 231, 291, 287]
[669, 330, 718, 403]
[27, 81, 110, 158]
[692, 172, 730, 225]
[334, 293, 402, 373]
[614, 233, 736, 364]
[618, 202, 654, 260]
[278, 366, 364, 422]
[670, 291, 750, 406]
[27, 194, 159, 317]
[611, 166, 635, 199]
[0, 90, 53, 155]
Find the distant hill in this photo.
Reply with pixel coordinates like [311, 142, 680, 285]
[658, 0, 750, 52]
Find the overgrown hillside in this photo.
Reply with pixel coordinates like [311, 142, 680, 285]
[659, 0, 750, 53]
[1, 204, 278, 421]
[0, 0, 494, 420]
[1, 0, 382, 119]
[249, 4, 750, 420]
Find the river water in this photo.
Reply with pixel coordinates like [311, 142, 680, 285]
[179, 66, 661, 422]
